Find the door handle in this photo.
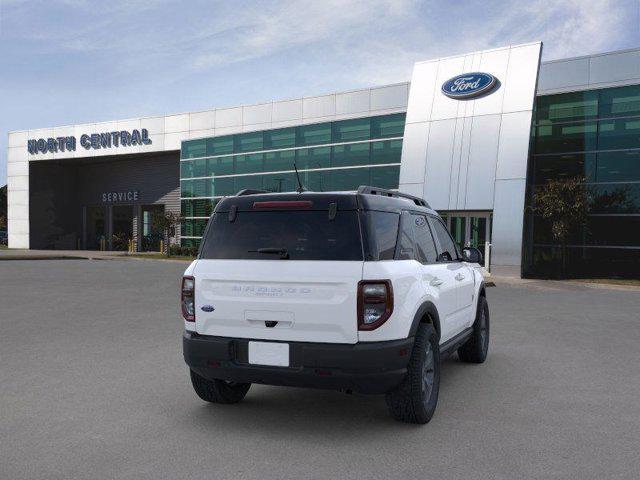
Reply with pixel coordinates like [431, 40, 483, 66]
[455, 273, 465, 281]
[430, 278, 443, 287]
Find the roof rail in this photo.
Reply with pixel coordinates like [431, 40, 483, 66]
[235, 189, 271, 196]
[357, 185, 431, 208]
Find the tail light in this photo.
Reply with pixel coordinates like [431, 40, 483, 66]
[181, 276, 195, 322]
[357, 280, 393, 330]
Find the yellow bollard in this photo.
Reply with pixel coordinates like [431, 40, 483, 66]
[160, 239, 164, 254]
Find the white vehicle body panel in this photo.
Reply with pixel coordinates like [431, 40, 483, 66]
[192, 259, 363, 344]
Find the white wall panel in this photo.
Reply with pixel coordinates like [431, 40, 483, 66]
[406, 64, 438, 124]
[272, 99, 303, 122]
[215, 107, 242, 128]
[431, 56, 467, 121]
[422, 119, 456, 210]
[243, 103, 272, 125]
[502, 43, 541, 113]
[9, 131, 28, 147]
[399, 122, 430, 185]
[589, 50, 640, 85]
[303, 95, 335, 118]
[472, 49, 509, 117]
[492, 179, 526, 266]
[140, 116, 165, 134]
[164, 114, 189, 133]
[7, 161, 28, 177]
[8, 147, 27, 163]
[370, 84, 408, 111]
[463, 114, 501, 209]
[495, 110, 534, 180]
[336, 90, 370, 115]
[189, 111, 215, 131]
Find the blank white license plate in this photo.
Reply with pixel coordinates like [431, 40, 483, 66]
[248, 341, 289, 367]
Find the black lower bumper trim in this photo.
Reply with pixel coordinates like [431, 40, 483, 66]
[183, 332, 414, 394]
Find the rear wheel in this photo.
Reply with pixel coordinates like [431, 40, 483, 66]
[458, 295, 490, 363]
[385, 323, 440, 424]
[190, 369, 251, 404]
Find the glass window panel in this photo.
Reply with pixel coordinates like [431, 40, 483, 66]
[210, 177, 235, 197]
[206, 136, 233, 156]
[235, 153, 264, 175]
[181, 238, 201, 248]
[182, 199, 216, 218]
[412, 214, 438, 263]
[531, 153, 597, 184]
[181, 219, 209, 238]
[598, 84, 640, 118]
[332, 143, 370, 167]
[180, 180, 193, 198]
[262, 172, 297, 192]
[430, 217, 460, 261]
[296, 147, 331, 170]
[192, 179, 208, 197]
[364, 211, 400, 261]
[234, 131, 263, 153]
[597, 119, 640, 150]
[234, 175, 264, 192]
[324, 167, 370, 191]
[296, 123, 331, 146]
[181, 139, 206, 159]
[264, 150, 296, 172]
[207, 156, 234, 176]
[180, 160, 193, 179]
[370, 166, 400, 189]
[534, 121, 598, 154]
[264, 128, 296, 149]
[371, 113, 406, 139]
[589, 183, 640, 214]
[371, 139, 402, 164]
[332, 118, 370, 142]
[535, 91, 598, 124]
[595, 151, 640, 183]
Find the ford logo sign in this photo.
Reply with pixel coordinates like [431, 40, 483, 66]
[201, 305, 215, 312]
[441, 72, 497, 99]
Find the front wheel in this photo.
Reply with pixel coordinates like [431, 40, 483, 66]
[458, 295, 490, 363]
[190, 369, 251, 404]
[385, 323, 440, 424]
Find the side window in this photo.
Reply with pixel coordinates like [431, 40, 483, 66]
[365, 211, 400, 261]
[430, 217, 460, 262]
[396, 212, 416, 260]
[411, 214, 438, 264]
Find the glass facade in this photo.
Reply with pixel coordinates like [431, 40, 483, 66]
[180, 113, 405, 247]
[523, 85, 640, 278]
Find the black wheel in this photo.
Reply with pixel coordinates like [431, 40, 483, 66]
[458, 295, 490, 363]
[190, 369, 251, 404]
[385, 323, 440, 424]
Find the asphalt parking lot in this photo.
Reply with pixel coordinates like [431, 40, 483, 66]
[1, 259, 639, 480]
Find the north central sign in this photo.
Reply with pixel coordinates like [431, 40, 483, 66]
[27, 128, 152, 155]
[441, 72, 497, 99]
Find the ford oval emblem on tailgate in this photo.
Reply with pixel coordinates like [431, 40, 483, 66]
[201, 305, 215, 312]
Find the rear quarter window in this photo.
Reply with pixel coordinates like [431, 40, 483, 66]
[200, 210, 363, 261]
[363, 211, 400, 261]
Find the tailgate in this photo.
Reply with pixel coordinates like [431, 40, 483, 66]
[193, 260, 363, 344]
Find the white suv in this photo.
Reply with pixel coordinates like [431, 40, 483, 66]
[182, 186, 489, 424]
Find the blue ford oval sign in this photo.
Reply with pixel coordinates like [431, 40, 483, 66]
[441, 72, 497, 99]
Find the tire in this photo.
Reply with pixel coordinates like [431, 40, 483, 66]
[190, 369, 251, 404]
[458, 295, 490, 364]
[385, 323, 440, 424]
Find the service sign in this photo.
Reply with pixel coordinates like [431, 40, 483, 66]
[441, 72, 497, 99]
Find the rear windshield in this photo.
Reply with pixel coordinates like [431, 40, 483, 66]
[200, 210, 364, 261]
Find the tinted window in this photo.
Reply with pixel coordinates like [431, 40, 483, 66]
[430, 218, 459, 261]
[396, 213, 416, 261]
[200, 210, 363, 261]
[412, 214, 438, 263]
[364, 211, 399, 261]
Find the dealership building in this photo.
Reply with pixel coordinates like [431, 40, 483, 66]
[6, 42, 640, 277]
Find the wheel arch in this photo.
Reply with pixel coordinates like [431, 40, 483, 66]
[409, 301, 441, 340]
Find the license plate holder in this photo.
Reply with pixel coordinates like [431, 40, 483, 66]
[248, 341, 289, 367]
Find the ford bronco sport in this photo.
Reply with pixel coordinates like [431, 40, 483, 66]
[182, 186, 489, 424]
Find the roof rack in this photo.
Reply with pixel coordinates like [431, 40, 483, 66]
[235, 189, 271, 196]
[357, 185, 431, 208]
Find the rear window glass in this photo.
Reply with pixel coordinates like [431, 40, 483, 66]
[200, 210, 363, 261]
[364, 211, 400, 261]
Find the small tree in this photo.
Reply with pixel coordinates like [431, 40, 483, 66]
[151, 210, 183, 256]
[533, 177, 589, 277]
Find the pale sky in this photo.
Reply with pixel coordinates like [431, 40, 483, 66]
[2, 0, 640, 185]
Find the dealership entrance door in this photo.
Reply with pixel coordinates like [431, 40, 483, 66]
[440, 212, 492, 266]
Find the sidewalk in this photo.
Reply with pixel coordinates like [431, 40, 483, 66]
[0, 249, 131, 261]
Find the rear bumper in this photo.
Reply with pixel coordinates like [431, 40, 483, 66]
[183, 331, 414, 394]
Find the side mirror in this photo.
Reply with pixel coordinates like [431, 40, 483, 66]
[462, 247, 483, 265]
